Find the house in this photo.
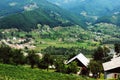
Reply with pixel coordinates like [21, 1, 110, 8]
[66, 53, 90, 67]
[102, 57, 120, 79]
[66, 53, 90, 75]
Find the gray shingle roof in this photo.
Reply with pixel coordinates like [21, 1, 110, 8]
[103, 57, 120, 71]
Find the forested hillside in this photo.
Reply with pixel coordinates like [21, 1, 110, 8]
[47, 0, 120, 26]
[96, 13, 120, 26]
[0, 0, 85, 31]
[47, 0, 120, 16]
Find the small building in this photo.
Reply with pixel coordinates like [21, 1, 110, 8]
[66, 53, 90, 75]
[66, 53, 90, 67]
[103, 57, 120, 79]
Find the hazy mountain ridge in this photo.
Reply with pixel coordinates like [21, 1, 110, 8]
[47, 0, 120, 26]
[47, 0, 120, 16]
[0, 0, 85, 31]
[0, 0, 120, 31]
[96, 13, 120, 26]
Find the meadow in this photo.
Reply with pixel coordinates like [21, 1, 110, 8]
[0, 64, 94, 80]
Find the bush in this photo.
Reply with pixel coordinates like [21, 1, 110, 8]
[37, 53, 54, 71]
[37, 60, 48, 69]
[0, 45, 26, 65]
[27, 50, 40, 68]
[67, 62, 79, 74]
[55, 60, 79, 74]
[88, 60, 103, 78]
[55, 59, 66, 73]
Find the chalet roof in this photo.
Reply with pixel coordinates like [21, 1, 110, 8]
[66, 53, 90, 67]
[102, 57, 120, 72]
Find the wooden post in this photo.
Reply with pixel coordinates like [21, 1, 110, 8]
[104, 71, 107, 79]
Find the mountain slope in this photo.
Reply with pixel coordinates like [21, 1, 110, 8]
[96, 13, 120, 26]
[0, 0, 50, 17]
[0, 0, 29, 17]
[47, 0, 120, 26]
[0, 0, 85, 31]
[47, 0, 120, 16]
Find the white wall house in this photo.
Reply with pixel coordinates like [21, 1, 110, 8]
[66, 53, 90, 67]
[103, 57, 120, 79]
[66, 53, 90, 75]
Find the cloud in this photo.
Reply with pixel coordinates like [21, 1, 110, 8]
[9, 2, 17, 7]
[63, 0, 74, 3]
[64, 0, 69, 3]
[63, 0, 85, 3]
[55, 2, 61, 6]
[30, 0, 33, 1]
[80, 0, 85, 2]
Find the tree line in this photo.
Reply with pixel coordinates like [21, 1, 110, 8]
[0, 43, 120, 77]
[0, 45, 79, 74]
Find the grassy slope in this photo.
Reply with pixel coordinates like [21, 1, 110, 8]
[0, 64, 94, 80]
[31, 26, 99, 51]
[35, 39, 98, 50]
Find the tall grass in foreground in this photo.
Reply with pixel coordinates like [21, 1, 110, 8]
[0, 64, 95, 80]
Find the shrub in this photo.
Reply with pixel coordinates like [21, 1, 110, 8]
[67, 62, 79, 74]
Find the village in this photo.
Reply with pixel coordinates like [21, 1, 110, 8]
[0, 37, 35, 49]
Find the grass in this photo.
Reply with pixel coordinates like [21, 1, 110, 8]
[34, 38, 99, 51]
[0, 64, 95, 80]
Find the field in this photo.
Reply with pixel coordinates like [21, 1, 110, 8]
[0, 24, 119, 54]
[0, 26, 100, 51]
[0, 64, 95, 80]
[34, 38, 99, 50]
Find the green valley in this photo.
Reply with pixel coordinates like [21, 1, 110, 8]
[0, 0, 120, 80]
[0, 23, 120, 55]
